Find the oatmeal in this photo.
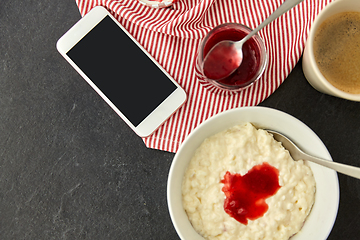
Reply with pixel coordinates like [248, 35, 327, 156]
[182, 123, 316, 240]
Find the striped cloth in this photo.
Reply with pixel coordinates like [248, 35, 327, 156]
[75, 0, 332, 152]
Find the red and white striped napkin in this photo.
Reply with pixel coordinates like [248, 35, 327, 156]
[75, 0, 332, 152]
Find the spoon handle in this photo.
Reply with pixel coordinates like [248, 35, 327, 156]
[240, 0, 305, 44]
[300, 152, 360, 180]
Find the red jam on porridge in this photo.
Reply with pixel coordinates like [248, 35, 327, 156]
[221, 162, 281, 225]
[182, 123, 316, 240]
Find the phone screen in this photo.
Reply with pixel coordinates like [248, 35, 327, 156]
[66, 16, 177, 127]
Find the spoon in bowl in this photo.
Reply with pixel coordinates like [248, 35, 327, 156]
[267, 130, 360, 180]
[203, 0, 305, 80]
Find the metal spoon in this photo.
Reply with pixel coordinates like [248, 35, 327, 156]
[203, 0, 304, 80]
[267, 130, 360, 180]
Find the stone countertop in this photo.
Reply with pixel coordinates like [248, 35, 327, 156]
[1, 0, 360, 239]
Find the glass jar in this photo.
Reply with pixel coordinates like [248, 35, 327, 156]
[195, 23, 268, 94]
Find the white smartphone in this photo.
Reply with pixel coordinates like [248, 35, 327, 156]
[56, 6, 186, 137]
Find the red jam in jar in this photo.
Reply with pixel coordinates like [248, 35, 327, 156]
[200, 24, 266, 89]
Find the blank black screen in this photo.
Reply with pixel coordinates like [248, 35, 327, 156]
[67, 16, 177, 127]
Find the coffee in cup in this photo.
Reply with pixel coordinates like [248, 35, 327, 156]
[303, 0, 360, 101]
[313, 12, 360, 94]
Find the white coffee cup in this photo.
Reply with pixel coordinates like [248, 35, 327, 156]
[302, 0, 360, 101]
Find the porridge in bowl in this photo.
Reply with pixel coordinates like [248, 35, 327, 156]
[182, 123, 316, 240]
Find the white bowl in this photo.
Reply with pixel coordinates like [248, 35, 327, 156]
[167, 106, 339, 240]
[137, 0, 175, 8]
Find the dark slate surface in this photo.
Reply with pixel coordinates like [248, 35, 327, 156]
[1, 0, 360, 239]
